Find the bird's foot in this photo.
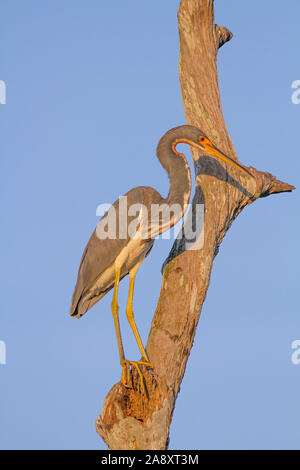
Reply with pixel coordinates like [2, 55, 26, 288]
[121, 359, 154, 392]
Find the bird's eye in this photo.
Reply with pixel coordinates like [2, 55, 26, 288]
[200, 137, 205, 142]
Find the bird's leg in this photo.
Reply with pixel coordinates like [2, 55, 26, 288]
[126, 265, 153, 368]
[111, 265, 153, 390]
[111, 267, 126, 377]
[110, 266, 148, 388]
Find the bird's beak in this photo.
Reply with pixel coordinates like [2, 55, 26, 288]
[192, 141, 253, 177]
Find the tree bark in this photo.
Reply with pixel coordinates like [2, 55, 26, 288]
[95, 0, 294, 450]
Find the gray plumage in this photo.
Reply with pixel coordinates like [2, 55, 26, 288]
[70, 187, 161, 317]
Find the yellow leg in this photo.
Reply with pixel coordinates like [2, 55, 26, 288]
[111, 267, 125, 366]
[111, 264, 153, 390]
[126, 265, 153, 367]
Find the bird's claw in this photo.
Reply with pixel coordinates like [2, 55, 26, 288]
[121, 359, 153, 392]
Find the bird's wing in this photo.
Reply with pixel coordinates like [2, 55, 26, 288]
[69, 186, 162, 318]
[70, 201, 132, 317]
[69, 229, 126, 317]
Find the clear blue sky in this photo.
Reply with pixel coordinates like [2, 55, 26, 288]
[0, 0, 299, 450]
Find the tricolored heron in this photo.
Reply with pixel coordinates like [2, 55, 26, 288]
[70, 125, 251, 385]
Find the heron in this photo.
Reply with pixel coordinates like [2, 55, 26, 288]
[70, 125, 252, 386]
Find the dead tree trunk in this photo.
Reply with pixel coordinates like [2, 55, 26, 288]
[95, 0, 294, 450]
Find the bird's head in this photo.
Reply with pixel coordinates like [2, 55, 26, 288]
[173, 127, 253, 177]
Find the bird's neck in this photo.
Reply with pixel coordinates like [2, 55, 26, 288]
[156, 128, 192, 213]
